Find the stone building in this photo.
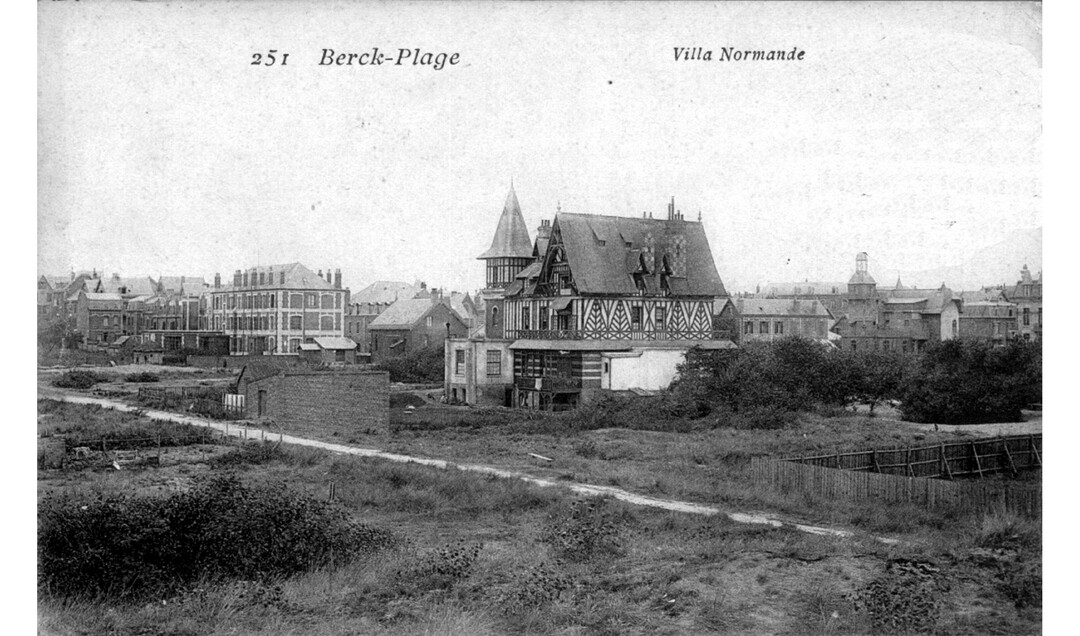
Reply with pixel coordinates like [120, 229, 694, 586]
[206, 263, 349, 356]
[1003, 265, 1042, 341]
[717, 297, 835, 345]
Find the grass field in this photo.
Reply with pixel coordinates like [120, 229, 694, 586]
[37, 399, 1041, 635]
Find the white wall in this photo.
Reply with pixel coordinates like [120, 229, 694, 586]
[605, 349, 687, 391]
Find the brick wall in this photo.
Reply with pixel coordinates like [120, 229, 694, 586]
[245, 368, 389, 432]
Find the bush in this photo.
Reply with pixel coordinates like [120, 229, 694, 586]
[124, 371, 160, 383]
[38, 475, 396, 600]
[52, 370, 107, 390]
[670, 338, 852, 416]
[540, 497, 623, 562]
[899, 339, 1041, 424]
[377, 346, 445, 383]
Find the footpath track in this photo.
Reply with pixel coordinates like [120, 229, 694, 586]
[40, 389, 899, 545]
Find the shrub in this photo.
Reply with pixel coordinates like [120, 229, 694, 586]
[52, 370, 107, 390]
[38, 474, 396, 600]
[377, 346, 445, 383]
[540, 497, 623, 562]
[899, 339, 1041, 424]
[497, 562, 571, 614]
[392, 541, 483, 596]
[124, 371, 160, 383]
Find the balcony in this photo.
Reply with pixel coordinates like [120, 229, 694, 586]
[508, 329, 732, 341]
[517, 376, 582, 392]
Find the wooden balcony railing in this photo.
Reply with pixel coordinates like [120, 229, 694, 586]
[508, 329, 732, 341]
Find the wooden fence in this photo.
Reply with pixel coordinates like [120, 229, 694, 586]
[750, 441, 1042, 518]
[137, 386, 244, 420]
[790, 434, 1041, 480]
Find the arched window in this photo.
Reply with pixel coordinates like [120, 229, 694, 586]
[491, 306, 499, 328]
[952, 319, 958, 337]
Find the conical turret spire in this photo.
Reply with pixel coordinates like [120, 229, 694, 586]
[478, 184, 533, 259]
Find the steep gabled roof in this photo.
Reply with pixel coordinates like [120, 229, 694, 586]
[369, 298, 440, 329]
[551, 213, 726, 297]
[350, 281, 421, 306]
[97, 276, 157, 296]
[478, 186, 533, 259]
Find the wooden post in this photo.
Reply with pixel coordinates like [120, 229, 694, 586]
[1030, 435, 1042, 468]
[941, 443, 954, 480]
[1001, 436, 1018, 476]
[872, 449, 881, 473]
[836, 450, 842, 470]
[971, 441, 984, 479]
[906, 447, 915, 478]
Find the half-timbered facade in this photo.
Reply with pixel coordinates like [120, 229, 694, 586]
[502, 201, 732, 408]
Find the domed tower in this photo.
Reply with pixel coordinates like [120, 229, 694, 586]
[847, 252, 877, 298]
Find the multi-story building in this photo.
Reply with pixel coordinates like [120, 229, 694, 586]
[831, 253, 962, 353]
[717, 297, 835, 345]
[958, 301, 1017, 345]
[1003, 265, 1042, 341]
[344, 280, 424, 356]
[207, 263, 349, 355]
[447, 189, 733, 410]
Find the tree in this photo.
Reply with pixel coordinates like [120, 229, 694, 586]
[38, 313, 82, 352]
[898, 339, 1041, 424]
[841, 349, 909, 415]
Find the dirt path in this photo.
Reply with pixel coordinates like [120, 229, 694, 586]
[41, 389, 898, 545]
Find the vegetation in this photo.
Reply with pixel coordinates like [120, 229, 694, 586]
[899, 339, 1042, 424]
[376, 346, 445, 383]
[51, 370, 107, 390]
[123, 371, 160, 383]
[37, 401, 1041, 634]
[39, 474, 396, 601]
[38, 313, 83, 352]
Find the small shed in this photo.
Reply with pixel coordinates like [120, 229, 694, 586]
[299, 337, 358, 366]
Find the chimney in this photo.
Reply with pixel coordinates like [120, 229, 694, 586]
[318, 269, 323, 279]
[214, 273, 221, 289]
[334, 268, 342, 289]
[668, 197, 675, 220]
[242, 271, 249, 287]
[536, 219, 552, 241]
[234, 270, 242, 287]
[280, 271, 285, 285]
[421, 281, 427, 290]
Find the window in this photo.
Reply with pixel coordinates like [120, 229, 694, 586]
[630, 306, 642, 330]
[744, 321, 754, 334]
[424, 335, 430, 347]
[655, 306, 666, 331]
[455, 349, 465, 375]
[289, 315, 302, 331]
[952, 319, 958, 337]
[760, 321, 769, 334]
[426, 316, 433, 328]
[307, 293, 316, 308]
[336, 350, 346, 362]
[539, 305, 549, 330]
[491, 306, 499, 328]
[486, 350, 501, 376]
[521, 306, 530, 330]
[1022, 308, 1030, 326]
[775, 321, 784, 335]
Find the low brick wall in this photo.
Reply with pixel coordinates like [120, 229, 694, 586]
[243, 368, 390, 433]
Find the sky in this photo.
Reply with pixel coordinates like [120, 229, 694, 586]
[37, 1, 1041, 293]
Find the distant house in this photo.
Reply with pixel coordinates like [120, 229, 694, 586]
[1002, 265, 1042, 341]
[74, 292, 127, 345]
[344, 280, 424, 356]
[369, 298, 467, 365]
[717, 297, 834, 345]
[959, 301, 1017, 345]
[298, 336, 358, 366]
